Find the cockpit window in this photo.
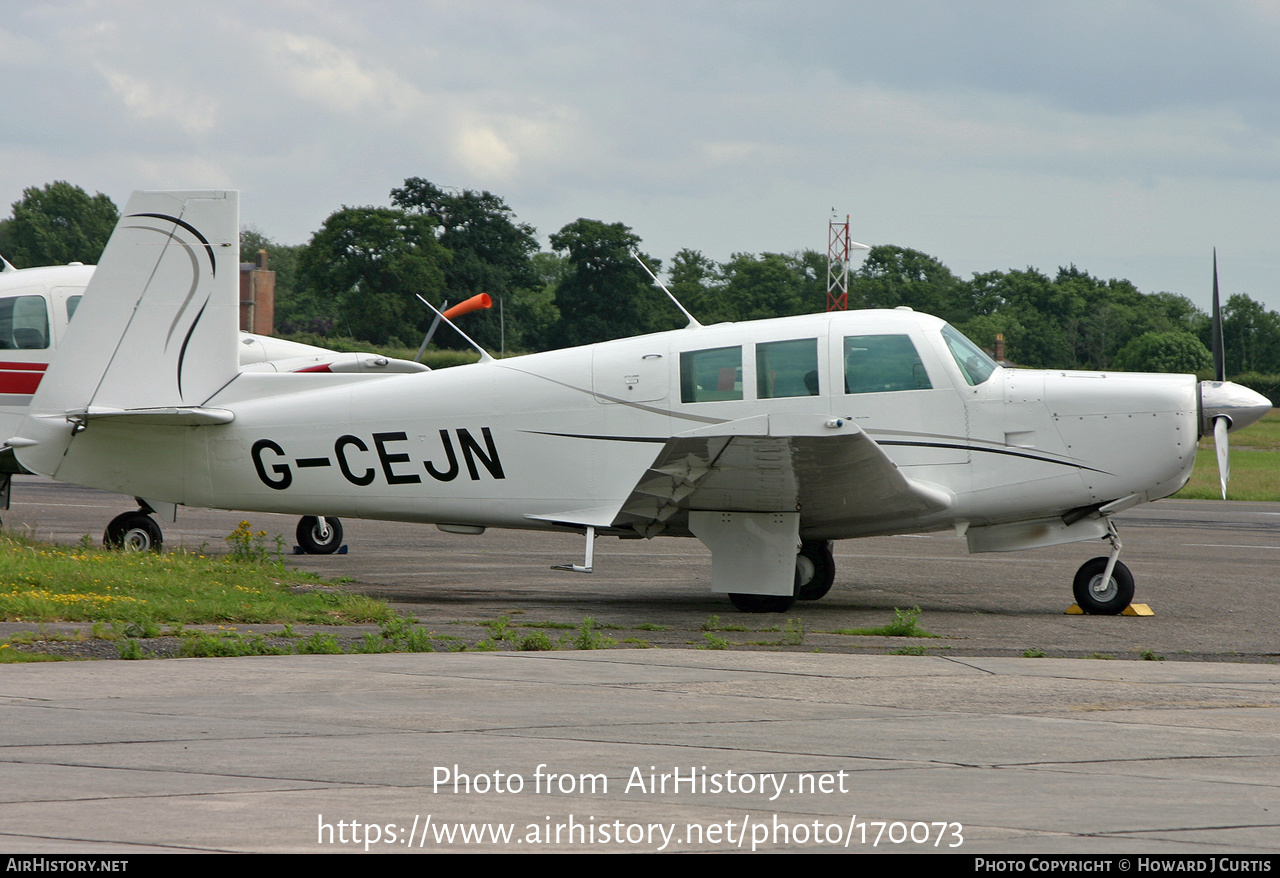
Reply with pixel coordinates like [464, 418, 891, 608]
[844, 334, 932, 394]
[680, 346, 742, 402]
[0, 295, 49, 350]
[757, 338, 818, 398]
[942, 324, 997, 386]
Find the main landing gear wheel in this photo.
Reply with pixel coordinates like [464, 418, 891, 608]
[1072, 557, 1134, 615]
[795, 540, 835, 601]
[103, 511, 163, 553]
[296, 516, 343, 554]
[728, 592, 796, 613]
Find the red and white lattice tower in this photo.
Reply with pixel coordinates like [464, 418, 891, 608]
[827, 214, 850, 311]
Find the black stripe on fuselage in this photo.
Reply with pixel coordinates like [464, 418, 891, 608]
[877, 440, 1112, 475]
[521, 431, 668, 443]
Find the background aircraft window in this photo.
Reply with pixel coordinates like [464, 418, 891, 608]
[0, 295, 49, 350]
[757, 337, 818, 398]
[67, 295, 81, 321]
[942, 324, 997, 386]
[843, 334, 932, 394]
[680, 346, 743, 402]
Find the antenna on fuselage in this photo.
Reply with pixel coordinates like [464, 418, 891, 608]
[0, 255, 15, 273]
[631, 250, 701, 329]
[415, 294, 495, 364]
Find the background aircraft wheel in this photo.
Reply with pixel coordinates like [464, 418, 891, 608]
[103, 511, 163, 553]
[728, 592, 796, 613]
[296, 516, 343, 554]
[1072, 557, 1134, 615]
[795, 540, 835, 601]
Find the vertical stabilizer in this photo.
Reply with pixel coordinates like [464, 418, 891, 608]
[12, 190, 240, 476]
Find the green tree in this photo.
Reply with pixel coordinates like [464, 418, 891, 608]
[1112, 331, 1212, 373]
[963, 268, 1073, 367]
[667, 248, 720, 322]
[296, 207, 448, 346]
[3, 182, 119, 267]
[717, 252, 816, 322]
[390, 178, 540, 351]
[1221, 293, 1280, 375]
[502, 252, 563, 353]
[850, 245, 967, 322]
[548, 219, 669, 347]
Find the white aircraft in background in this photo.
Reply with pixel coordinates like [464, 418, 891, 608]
[0, 253, 434, 552]
[8, 190, 1271, 613]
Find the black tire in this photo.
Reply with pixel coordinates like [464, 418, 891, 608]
[296, 516, 343, 554]
[796, 540, 835, 601]
[103, 511, 163, 553]
[728, 592, 796, 613]
[1072, 557, 1134, 615]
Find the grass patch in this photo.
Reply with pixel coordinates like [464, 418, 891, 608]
[701, 615, 747, 632]
[0, 532, 391, 626]
[518, 631, 557, 651]
[832, 607, 939, 638]
[572, 616, 616, 650]
[1172, 448, 1280, 500]
[783, 619, 804, 646]
[0, 644, 70, 663]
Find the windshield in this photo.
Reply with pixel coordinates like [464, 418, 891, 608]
[941, 324, 998, 386]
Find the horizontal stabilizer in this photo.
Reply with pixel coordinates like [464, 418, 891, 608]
[75, 406, 235, 426]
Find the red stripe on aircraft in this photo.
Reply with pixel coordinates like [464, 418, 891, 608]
[294, 364, 333, 373]
[0, 372, 42, 394]
[0, 362, 48, 372]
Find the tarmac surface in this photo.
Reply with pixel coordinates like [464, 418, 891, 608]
[0, 478, 1278, 853]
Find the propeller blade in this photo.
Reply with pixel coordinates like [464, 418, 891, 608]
[1211, 248, 1225, 382]
[415, 300, 447, 362]
[1214, 415, 1230, 499]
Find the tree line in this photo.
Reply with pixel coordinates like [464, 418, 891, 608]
[4, 180, 1280, 379]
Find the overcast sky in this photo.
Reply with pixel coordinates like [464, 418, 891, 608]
[3, 0, 1279, 313]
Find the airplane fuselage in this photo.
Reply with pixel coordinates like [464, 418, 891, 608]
[45, 308, 1200, 544]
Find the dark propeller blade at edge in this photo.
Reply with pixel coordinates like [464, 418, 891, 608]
[1212, 247, 1225, 382]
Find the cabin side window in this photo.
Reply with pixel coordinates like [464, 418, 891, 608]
[757, 338, 818, 398]
[941, 324, 997, 386]
[843, 334, 932, 394]
[680, 346, 742, 403]
[0, 295, 50, 350]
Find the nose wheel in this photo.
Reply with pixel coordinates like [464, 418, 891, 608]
[1071, 520, 1134, 614]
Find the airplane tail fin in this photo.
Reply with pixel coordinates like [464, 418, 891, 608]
[12, 190, 240, 476]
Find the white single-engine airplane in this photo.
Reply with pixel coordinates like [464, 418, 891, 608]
[8, 191, 1271, 612]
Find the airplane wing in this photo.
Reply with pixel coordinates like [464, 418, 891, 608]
[612, 413, 954, 538]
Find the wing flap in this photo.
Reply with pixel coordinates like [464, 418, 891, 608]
[617, 414, 953, 537]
